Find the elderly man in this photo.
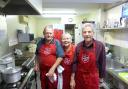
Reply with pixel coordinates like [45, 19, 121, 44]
[35, 25, 64, 89]
[70, 23, 106, 89]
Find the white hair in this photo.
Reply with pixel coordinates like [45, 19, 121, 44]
[81, 23, 95, 31]
[43, 25, 53, 34]
[61, 32, 72, 42]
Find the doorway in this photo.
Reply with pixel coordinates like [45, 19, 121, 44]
[65, 24, 75, 44]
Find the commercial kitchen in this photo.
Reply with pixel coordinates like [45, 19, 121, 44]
[0, 0, 128, 89]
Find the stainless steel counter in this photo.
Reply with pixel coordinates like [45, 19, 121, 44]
[106, 68, 128, 89]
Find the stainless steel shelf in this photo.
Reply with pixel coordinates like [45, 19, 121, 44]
[100, 27, 128, 32]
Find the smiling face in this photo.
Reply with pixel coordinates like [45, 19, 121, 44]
[43, 26, 54, 41]
[61, 33, 72, 47]
[82, 23, 94, 42]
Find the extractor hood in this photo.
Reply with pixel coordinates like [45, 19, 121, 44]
[25, 0, 43, 14]
[0, 0, 10, 8]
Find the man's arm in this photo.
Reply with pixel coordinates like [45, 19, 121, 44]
[98, 43, 106, 83]
[46, 57, 63, 76]
[70, 45, 79, 89]
[46, 39, 64, 77]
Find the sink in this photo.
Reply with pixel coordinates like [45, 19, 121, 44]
[118, 72, 128, 81]
[114, 68, 128, 73]
[112, 68, 128, 82]
[107, 68, 128, 85]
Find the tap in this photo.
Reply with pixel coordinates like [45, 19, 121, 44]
[114, 56, 120, 62]
[124, 57, 128, 66]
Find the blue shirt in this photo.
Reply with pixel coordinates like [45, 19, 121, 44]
[35, 38, 64, 58]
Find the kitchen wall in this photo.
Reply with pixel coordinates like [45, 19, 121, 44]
[0, 15, 38, 57]
[0, 8, 107, 57]
[103, 4, 128, 59]
[34, 9, 103, 44]
[6, 15, 37, 46]
[6, 15, 25, 46]
[28, 16, 37, 38]
[0, 15, 9, 57]
[35, 17, 61, 37]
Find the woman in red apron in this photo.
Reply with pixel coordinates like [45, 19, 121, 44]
[61, 33, 75, 89]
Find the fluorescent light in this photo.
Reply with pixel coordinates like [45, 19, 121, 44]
[41, 10, 77, 18]
[42, 14, 76, 18]
[42, 10, 77, 14]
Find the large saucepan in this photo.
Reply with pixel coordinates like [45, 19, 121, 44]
[2, 67, 21, 83]
[0, 57, 15, 69]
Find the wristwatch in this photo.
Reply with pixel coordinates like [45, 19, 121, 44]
[99, 78, 103, 83]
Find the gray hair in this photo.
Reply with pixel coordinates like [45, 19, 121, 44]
[43, 25, 53, 34]
[81, 23, 95, 31]
[61, 32, 72, 42]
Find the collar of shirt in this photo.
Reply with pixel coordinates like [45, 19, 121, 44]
[82, 40, 94, 49]
[41, 38, 55, 44]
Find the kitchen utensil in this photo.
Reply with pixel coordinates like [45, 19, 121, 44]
[0, 57, 15, 69]
[2, 67, 21, 83]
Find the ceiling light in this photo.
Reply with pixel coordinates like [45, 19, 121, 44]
[42, 10, 77, 14]
[42, 14, 76, 18]
[41, 10, 77, 18]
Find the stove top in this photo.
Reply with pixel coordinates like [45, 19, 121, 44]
[0, 55, 35, 89]
[0, 68, 34, 89]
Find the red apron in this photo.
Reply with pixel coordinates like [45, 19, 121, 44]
[38, 43, 57, 89]
[61, 45, 75, 89]
[75, 42, 99, 89]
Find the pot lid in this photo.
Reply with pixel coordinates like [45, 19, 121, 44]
[3, 67, 21, 74]
[0, 57, 13, 64]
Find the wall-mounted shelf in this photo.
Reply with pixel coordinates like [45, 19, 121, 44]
[100, 27, 128, 32]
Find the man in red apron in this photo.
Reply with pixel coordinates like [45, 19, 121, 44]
[61, 33, 75, 89]
[35, 25, 64, 89]
[70, 23, 106, 89]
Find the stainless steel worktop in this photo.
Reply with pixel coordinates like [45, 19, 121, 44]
[107, 68, 128, 86]
[105, 58, 128, 89]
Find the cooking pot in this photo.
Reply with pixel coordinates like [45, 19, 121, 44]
[2, 67, 21, 83]
[0, 57, 15, 69]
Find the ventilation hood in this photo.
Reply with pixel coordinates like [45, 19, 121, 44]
[0, 0, 10, 8]
[25, 0, 43, 14]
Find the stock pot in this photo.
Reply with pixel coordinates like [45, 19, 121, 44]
[2, 67, 21, 83]
[0, 57, 15, 69]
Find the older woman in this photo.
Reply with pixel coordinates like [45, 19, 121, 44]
[61, 33, 75, 89]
